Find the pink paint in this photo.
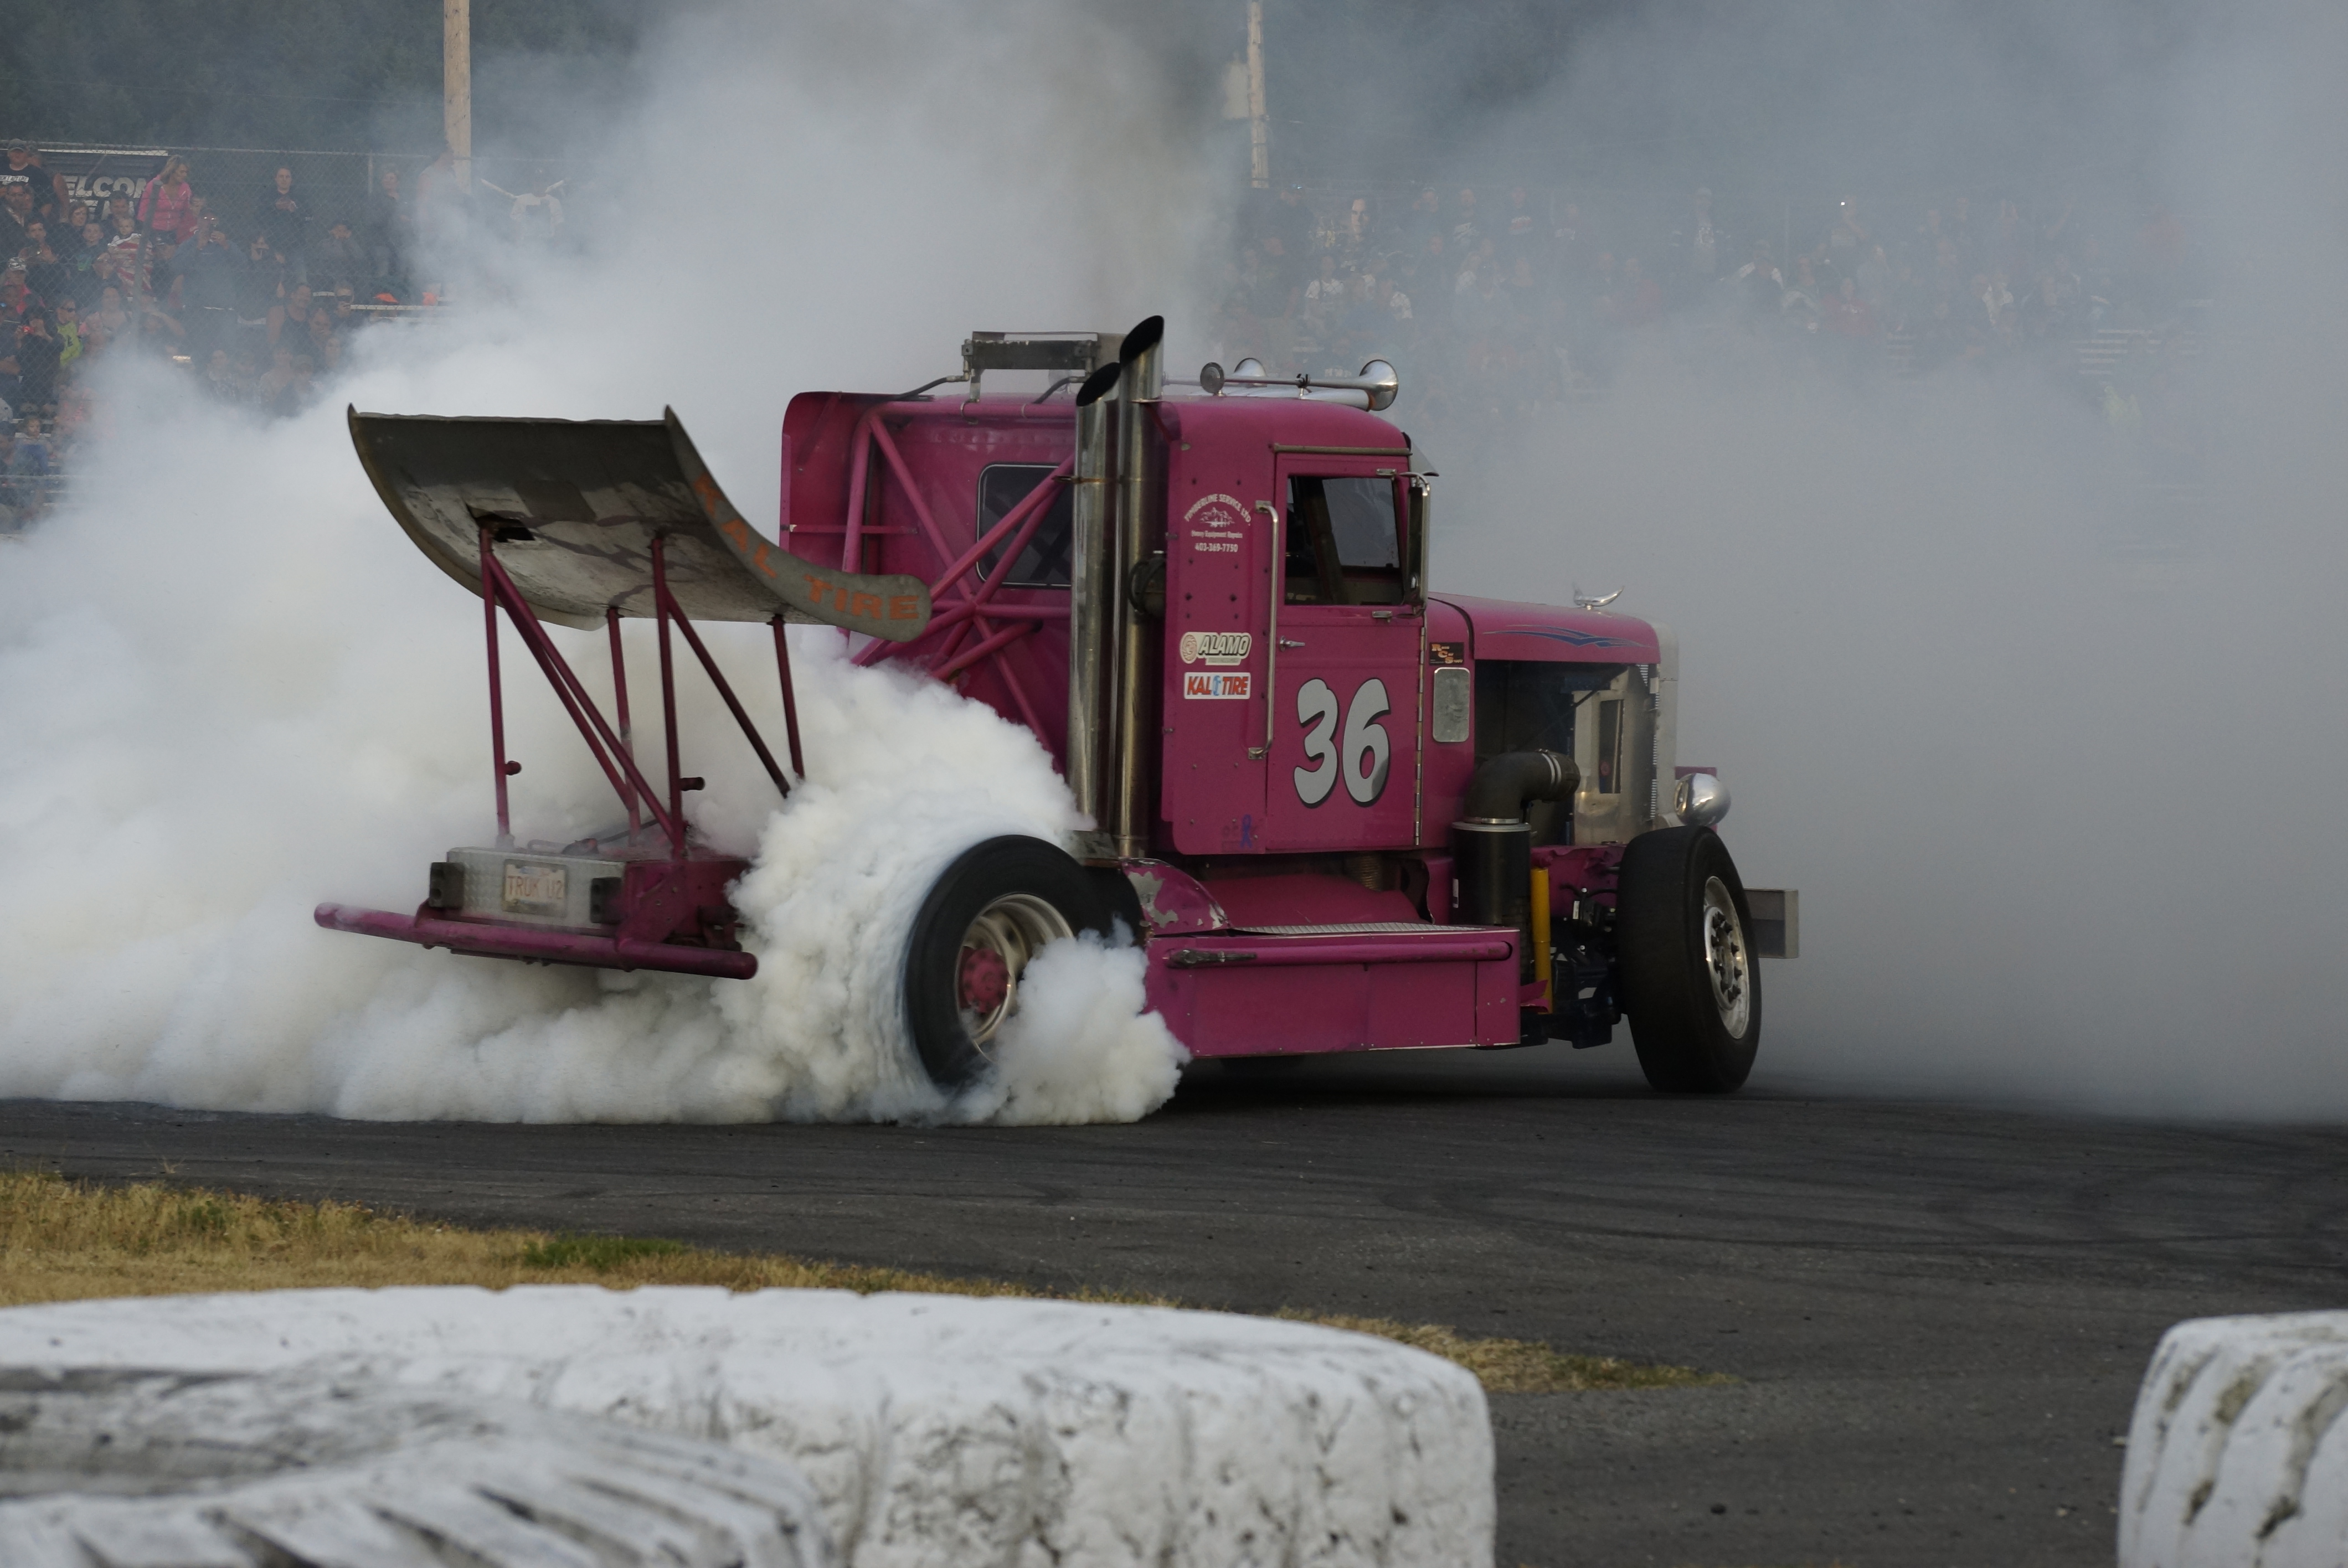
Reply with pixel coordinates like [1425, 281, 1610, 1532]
[315, 904, 758, 981]
[1143, 925, 1520, 1057]
[1200, 871, 1418, 929]
[1430, 593, 1662, 666]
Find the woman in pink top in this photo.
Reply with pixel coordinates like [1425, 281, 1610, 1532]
[137, 158, 197, 243]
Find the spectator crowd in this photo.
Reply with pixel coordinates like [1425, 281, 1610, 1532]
[0, 136, 571, 529]
[1217, 179, 2216, 461]
[2, 125, 2225, 532]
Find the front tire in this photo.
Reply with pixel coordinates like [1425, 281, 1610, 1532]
[904, 836, 1111, 1089]
[1618, 826, 1760, 1093]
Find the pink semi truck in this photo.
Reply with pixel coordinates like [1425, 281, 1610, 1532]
[320, 317, 1795, 1094]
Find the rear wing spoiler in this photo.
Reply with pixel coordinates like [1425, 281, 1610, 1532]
[348, 406, 931, 639]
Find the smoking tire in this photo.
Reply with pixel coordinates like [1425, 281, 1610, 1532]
[1618, 825, 1761, 1094]
[0, 1366, 830, 1566]
[904, 835, 1112, 1089]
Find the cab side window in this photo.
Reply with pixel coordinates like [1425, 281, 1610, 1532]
[975, 463, 1074, 587]
[1285, 475, 1404, 605]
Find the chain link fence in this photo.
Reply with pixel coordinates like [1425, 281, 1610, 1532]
[6, 138, 601, 529]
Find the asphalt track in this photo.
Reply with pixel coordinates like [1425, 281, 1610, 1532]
[4, 1047, 2345, 1568]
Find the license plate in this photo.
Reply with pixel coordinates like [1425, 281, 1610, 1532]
[502, 860, 567, 914]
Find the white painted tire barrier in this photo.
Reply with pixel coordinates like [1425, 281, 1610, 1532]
[0, 1287, 1495, 1568]
[0, 1365, 833, 1567]
[2122, 1312, 2348, 1567]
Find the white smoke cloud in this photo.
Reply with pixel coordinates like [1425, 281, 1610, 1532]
[1422, 4, 2348, 1118]
[0, 0, 1206, 1125]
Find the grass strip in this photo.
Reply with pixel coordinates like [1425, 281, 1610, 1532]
[0, 1169, 1723, 1395]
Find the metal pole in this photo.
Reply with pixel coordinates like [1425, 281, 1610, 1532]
[770, 617, 805, 779]
[652, 536, 685, 862]
[607, 607, 637, 844]
[444, 0, 471, 189]
[483, 526, 511, 847]
[1246, 1, 1270, 190]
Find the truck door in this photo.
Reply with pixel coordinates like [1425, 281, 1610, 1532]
[1161, 479, 1274, 854]
[1258, 459, 1423, 852]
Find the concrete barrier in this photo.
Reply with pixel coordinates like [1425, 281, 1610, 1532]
[0, 1287, 1494, 1568]
[2122, 1311, 2348, 1567]
[0, 1365, 832, 1566]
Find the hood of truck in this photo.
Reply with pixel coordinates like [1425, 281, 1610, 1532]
[1431, 594, 1663, 664]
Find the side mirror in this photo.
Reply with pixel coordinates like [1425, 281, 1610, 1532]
[1675, 771, 1730, 828]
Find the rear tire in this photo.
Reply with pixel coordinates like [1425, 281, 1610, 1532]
[1618, 826, 1760, 1094]
[904, 836, 1111, 1089]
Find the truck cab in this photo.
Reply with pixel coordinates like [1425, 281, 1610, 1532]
[781, 323, 1792, 1089]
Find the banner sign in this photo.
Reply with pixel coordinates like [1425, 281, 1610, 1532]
[14, 146, 173, 215]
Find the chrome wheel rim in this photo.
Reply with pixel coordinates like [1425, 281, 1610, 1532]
[1700, 876, 1752, 1038]
[955, 893, 1073, 1053]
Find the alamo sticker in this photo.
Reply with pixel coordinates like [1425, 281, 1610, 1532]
[1182, 671, 1253, 700]
[1178, 630, 1253, 666]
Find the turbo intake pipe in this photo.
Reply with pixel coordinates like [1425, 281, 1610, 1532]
[1451, 750, 1579, 932]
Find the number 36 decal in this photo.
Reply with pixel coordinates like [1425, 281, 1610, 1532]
[1294, 678, 1392, 807]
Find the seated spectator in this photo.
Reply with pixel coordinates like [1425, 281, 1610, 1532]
[236, 236, 285, 353]
[138, 158, 199, 244]
[1451, 187, 1481, 250]
[146, 230, 186, 310]
[68, 220, 107, 297]
[105, 210, 147, 297]
[312, 217, 364, 295]
[1505, 255, 1543, 324]
[1304, 254, 1346, 332]
[22, 224, 69, 300]
[1971, 270, 2011, 323]
[1500, 185, 1540, 265]
[51, 298, 83, 370]
[1822, 274, 1876, 335]
[1377, 274, 1412, 331]
[90, 285, 130, 344]
[269, 282, 311, 349]
[0, 184, 33, 253]
[69, 217, 105, 269]
[258, 167, 310, 284]
[254, 344, 297, 411]
[1, 265, 33, 326]
[1396, 187, 1440, 255]
[0, 346, 19, 414]
[0, 140, 64, 219]
[134, 295, 186, 359]
[2022, 270, 2073, 340]
[199, 347, 244, 405]
[1606, 256, 1662, 327]
[9, 414, 51, 476]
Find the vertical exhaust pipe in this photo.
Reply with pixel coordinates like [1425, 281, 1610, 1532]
[1108, 316, 1165, 861]
[1067, 360, 1122, 847]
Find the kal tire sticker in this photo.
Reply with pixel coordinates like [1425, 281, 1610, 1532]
[1183, 672, 1253, 699]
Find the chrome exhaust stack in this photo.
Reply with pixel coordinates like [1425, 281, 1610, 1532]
[1107, 317, 1165, 862]
[1067, 360, 1121, 850]
[1068, 315, 1164, 863]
